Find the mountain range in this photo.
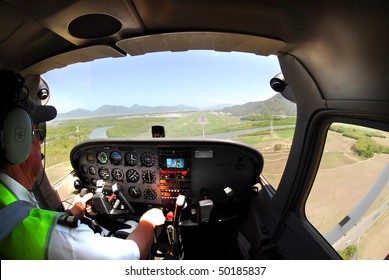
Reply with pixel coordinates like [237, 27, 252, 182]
[56, 93, 296, 119]
[57, 104, 197, 119]
[221, 93, 296, 116]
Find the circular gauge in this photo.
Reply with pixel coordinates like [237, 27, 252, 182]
[83, 177, 90, 185]
[96, 151, 108, 164]
[98, 167, 110, 180]
[144, 188, 157, 200]
[142, 170, 156, 184]
[110, 151, 122, 165]
[125, 152, 138, 166]
[88, 166, 96, 175]
[126, 169, 140, 183]
[140, 151, 155, 167]
[112, 168, 124, 181]
[128, 186, 142, 199]
[81, 165, 88, 174]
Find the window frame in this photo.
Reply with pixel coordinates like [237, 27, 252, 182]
[292, 111, 389, 259]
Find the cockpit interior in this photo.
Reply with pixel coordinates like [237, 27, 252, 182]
[1, 0, 388, 264]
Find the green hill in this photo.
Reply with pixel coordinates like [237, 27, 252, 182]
[221, 93, 296, 116]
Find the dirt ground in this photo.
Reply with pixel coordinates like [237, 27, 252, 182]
[360, 211, 389, 259]
[259, 140, 292, 188]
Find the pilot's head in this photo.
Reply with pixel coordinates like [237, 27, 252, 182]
[0, 69, 57, 168]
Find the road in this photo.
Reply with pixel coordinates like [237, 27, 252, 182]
[333, 198, 389, 251]
[198, 112, 208, 124]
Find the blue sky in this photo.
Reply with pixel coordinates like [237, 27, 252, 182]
[43, 51, 281, 113]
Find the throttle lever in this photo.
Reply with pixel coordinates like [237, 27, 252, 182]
[164, 196, 186, 259]
[166, 225, 175, 245]
[173, 194, 186, 227]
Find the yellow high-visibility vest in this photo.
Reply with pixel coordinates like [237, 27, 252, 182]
[0, 183, 61, 259]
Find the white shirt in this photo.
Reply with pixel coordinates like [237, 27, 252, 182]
[0, 173, 140, 260]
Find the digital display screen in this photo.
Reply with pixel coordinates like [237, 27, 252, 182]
[166, 158, 185, 168]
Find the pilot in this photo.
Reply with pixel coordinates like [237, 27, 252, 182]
[0, 69, 165, 259]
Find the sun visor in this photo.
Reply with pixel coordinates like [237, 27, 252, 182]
[22, 45, 125, 75]
[117, 32, 286, 56]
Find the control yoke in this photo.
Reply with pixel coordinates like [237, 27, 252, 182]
[112, 183, 136, 214]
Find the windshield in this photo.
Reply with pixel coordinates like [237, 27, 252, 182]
[42, 51, 296, 189]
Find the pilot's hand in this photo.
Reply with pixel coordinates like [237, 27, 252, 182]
[140, 208, 166, 228]
[85, 202, 98, 216]
[69, 192, 93, 218]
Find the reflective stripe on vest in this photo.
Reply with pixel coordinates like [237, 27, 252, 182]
[0, 183, 61, 259]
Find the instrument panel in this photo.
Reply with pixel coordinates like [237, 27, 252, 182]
[70, 139, 264, 213]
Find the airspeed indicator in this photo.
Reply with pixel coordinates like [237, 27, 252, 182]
[125, 152, 138, 166]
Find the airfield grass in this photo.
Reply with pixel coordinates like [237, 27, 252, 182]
[359, 210, 389, 259]
[45, 113, 389, 259]
[46, 112, 295, 169]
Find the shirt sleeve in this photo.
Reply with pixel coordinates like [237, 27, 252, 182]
[47, 223, 140, 260]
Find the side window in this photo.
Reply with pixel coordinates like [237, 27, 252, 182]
[306, 123, 389, 260]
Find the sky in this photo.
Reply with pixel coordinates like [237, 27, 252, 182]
[42, 51, 281, 113]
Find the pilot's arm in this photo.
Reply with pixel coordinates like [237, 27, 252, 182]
[126, 208, 166, 259]
[48, 207, 165, 259]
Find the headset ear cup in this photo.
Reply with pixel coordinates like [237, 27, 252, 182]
[1, 107, 33, 164]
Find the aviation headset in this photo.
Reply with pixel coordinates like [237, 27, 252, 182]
[0, 71, 33, 164]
